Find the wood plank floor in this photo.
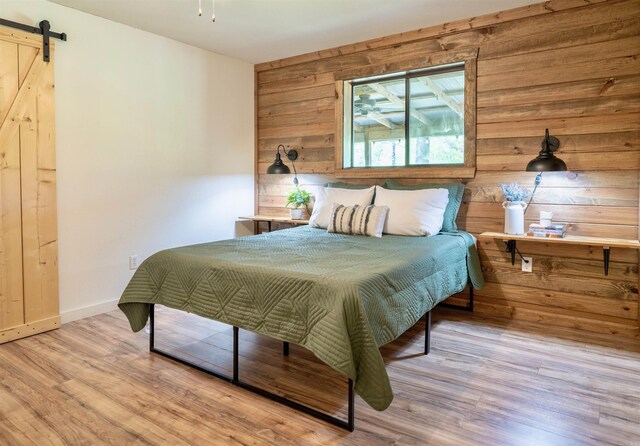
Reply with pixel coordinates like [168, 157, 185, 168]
[0, 306, 639, 446]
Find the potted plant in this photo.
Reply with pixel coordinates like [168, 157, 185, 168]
[500, 182, 530, 235]
[285, 187, 311, 220]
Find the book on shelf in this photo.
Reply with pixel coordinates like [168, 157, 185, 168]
[529, 223, 566, 231]
[527, 230, 565, 238]
[527, 223, 567, 238]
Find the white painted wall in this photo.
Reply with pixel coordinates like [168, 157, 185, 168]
[1, 0, 255, 322]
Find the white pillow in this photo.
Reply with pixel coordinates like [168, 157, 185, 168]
[374, 186, 449, 236]
[309, 186, 375, 229]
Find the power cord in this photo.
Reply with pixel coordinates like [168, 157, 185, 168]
[523, 172, 542, 216]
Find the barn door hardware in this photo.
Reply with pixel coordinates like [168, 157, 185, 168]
[0, 18, 67, 62]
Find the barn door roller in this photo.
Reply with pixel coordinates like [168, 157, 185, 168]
[0, 18, 67, 62]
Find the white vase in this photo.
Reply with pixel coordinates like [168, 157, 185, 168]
[502, 201, 527, 235]
[290, 208, 303, 220]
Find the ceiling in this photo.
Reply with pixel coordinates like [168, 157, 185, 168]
[47, 0, 537, 64]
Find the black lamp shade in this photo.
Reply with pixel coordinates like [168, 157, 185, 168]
[266, 153, 291, 174]
[526, 154, 567, 172]
[526, 129, 567, 172]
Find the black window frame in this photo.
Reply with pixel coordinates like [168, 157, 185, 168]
[346, 62, 465, 170]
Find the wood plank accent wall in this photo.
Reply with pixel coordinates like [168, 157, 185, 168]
[254, 0, 640, 337]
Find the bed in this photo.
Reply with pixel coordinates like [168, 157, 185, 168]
[119, 225, 483, 429]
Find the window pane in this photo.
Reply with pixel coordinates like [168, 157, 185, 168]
[370, 139, 405, 166]
[353, 142, 366, 167]
[408, 70, 464, 165]
[351, 80, 405, 168]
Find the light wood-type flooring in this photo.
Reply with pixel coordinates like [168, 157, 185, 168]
[0, 306, 639, 445]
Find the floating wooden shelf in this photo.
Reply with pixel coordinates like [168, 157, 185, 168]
[478, 232, 640, 276]
[240, 215, 309, 233]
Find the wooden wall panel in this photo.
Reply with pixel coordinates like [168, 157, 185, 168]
[477, 75, 640, 108]
[255, 0, 640, 337]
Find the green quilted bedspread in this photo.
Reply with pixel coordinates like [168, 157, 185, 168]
[119, 226, 484, 411]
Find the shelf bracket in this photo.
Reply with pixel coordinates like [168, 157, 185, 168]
[603, 246, 610, 276]
[504, 240, 529, 266]
[506, 240, 516, 265]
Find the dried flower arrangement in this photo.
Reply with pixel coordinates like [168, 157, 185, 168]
[500, 182, 530, 202]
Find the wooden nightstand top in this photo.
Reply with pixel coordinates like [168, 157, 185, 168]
[240, 215, 310, 225]
[478, 232, 640, 249]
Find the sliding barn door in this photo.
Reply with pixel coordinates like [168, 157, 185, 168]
[0, 26, 59, 343]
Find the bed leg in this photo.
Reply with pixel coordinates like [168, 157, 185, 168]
[469, 284, 474, 312]
[283, 342, 289, 356]
[233, 326, 239, 383]
[149, 304, 155, 351]
[347, 378, 355, 432]
[424, 310, 431, 355]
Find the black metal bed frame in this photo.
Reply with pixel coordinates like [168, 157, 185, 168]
[440, 284, 474, 312]
[149, 304, 356, 430]
[148, 285, 473, 432]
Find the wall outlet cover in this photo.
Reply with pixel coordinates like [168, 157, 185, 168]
[522, 256, 533, 272]
[129, 255, 139, 270]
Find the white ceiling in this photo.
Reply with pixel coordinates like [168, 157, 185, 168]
[47, 0, 536, 64]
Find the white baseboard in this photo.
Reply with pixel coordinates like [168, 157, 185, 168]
[60, 299, 120, 324]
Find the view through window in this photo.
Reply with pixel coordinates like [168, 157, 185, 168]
[344, 63, 465, 169]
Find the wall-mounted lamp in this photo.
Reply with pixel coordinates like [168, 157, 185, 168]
[267, 144, 299, 185]
[526, 128, 567, 173]
[524, 128, 568, 214]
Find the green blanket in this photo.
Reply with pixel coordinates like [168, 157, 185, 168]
[119, 226, 483, 411]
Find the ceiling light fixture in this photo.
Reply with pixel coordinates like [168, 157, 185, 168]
[198, 0, 216, 22]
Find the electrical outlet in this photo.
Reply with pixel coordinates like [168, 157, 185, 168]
[129, 255, 139, 270]
[521, 256, 533, 272]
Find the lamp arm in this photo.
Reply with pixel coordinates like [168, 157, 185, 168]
[523, 172, 542, 216]
[278, 144, 297, 158]
[277, 144, 299, 186]
[544, 128, 550, 151]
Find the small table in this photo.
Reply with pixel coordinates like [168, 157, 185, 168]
[478, 232, 640, 276]
[240, 215, 310, 234]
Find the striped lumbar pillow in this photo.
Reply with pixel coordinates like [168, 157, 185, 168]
[327, 203, 389, 238]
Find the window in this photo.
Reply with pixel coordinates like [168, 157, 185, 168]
[336, 50, 477, 179]
[345, 63, 464, 168]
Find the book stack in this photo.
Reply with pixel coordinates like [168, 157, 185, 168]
[527, 223, 567, 238]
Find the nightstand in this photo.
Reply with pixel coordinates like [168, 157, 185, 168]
[240, 215, 310, 234]
[478, 232, 640, 276]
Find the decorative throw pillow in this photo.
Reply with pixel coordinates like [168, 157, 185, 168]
[373, 185, 449, 236]
[327, 204, 389, 238]
[383, 180, 464, 232]
[309, 186, 375, 229]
